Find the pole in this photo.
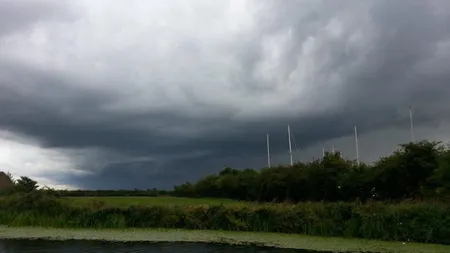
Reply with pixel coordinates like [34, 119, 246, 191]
[288, 125, 293, 166]
[354, 126, 360, 166]
[322, 148, 325, 158]
[409, 105, 415, 142]
[266, 134, 271, 168]
[332, 145, 335, 154]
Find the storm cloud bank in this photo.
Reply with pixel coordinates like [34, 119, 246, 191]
[1, 0, 450, 189]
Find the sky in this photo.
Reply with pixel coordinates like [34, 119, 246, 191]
[1, 0, 450, 190]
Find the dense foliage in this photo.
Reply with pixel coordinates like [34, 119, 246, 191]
[0, 192, 449, 245]
[172, 141, 450, 202]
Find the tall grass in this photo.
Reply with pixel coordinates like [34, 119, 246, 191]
[62, 196, 242, 207]
[1, 192, 449, 245]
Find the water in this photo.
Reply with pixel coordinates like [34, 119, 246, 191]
[0, 240, 333, 253]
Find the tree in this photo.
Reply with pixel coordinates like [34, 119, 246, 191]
[15, 176, 39, 193]
[428, 149, 450, 196]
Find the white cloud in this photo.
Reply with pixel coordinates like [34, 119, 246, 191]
[0, 130, 91, 189]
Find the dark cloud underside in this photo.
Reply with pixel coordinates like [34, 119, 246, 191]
[1, 0, 450, 189]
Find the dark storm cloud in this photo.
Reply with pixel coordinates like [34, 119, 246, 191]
[1, 0, 450, 189]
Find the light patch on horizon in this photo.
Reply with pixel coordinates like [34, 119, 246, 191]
[0, 130, 89, 189]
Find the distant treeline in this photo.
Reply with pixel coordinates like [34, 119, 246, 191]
[56, 189, 169, 197]
[3, 140, 450, 203]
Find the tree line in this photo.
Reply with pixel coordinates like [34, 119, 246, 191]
[172, 140, 450, 202]
[0, 174, 169, 197]
[2, 140, 450, 202]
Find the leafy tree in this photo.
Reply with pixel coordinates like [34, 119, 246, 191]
[173, 182, 196, 197]
[428, 149, 450, 196]
[195, 175, 220, 197]
[15, 176, 39, 193]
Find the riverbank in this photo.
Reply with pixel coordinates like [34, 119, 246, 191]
[1, 226, 450, 253]
[1, 193, 450, 245]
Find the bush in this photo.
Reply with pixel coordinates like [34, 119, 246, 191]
[0, 191, 66, 215]
[0, 194, 449, 245]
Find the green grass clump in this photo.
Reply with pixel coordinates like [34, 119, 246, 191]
[0, 192, 449, 245]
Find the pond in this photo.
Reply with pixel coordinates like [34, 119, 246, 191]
[0, 239, 335, 253]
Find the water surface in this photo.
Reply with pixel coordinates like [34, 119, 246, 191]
[0, 239, 333, 253]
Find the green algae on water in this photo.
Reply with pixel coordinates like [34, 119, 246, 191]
[0, 226, 450, 253]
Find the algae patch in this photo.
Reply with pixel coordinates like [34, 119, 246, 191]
[0, 226, 449, 253]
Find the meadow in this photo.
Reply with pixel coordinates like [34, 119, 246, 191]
[61, 196, 246, 208]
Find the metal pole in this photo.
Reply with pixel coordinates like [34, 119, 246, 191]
[354, 126, 360, 166]
[288, 125, 293, 166]
[409, 105, 415, 142]
[267, 134, 271, 168]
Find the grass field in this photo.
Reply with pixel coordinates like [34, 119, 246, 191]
[61, 196, 250, 208]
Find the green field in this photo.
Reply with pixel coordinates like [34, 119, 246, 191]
[62, 196, 249, 207]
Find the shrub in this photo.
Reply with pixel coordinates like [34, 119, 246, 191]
[0, 194, 449, 245]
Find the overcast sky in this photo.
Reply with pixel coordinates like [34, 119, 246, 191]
[1, 0, 450, 190]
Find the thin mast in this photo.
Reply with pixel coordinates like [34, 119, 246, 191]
[288, 125, 293, 166]
[266, 134, 271, 168]
[332, 145, 335, 154]
[322, 148, 325, 158]
[409, 105, 415, 142]
[354, 125, 360, 166]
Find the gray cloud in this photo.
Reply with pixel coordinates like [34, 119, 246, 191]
[1, 0, 450, 189]
[0, 0, 76, 36]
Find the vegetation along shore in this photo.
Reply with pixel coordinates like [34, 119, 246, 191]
[1, 140, 450, 249]
[1, 227, 450, 253]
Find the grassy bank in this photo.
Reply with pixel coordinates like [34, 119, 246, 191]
[2, 227, 450, 253]
[1, 193, 450, 245]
